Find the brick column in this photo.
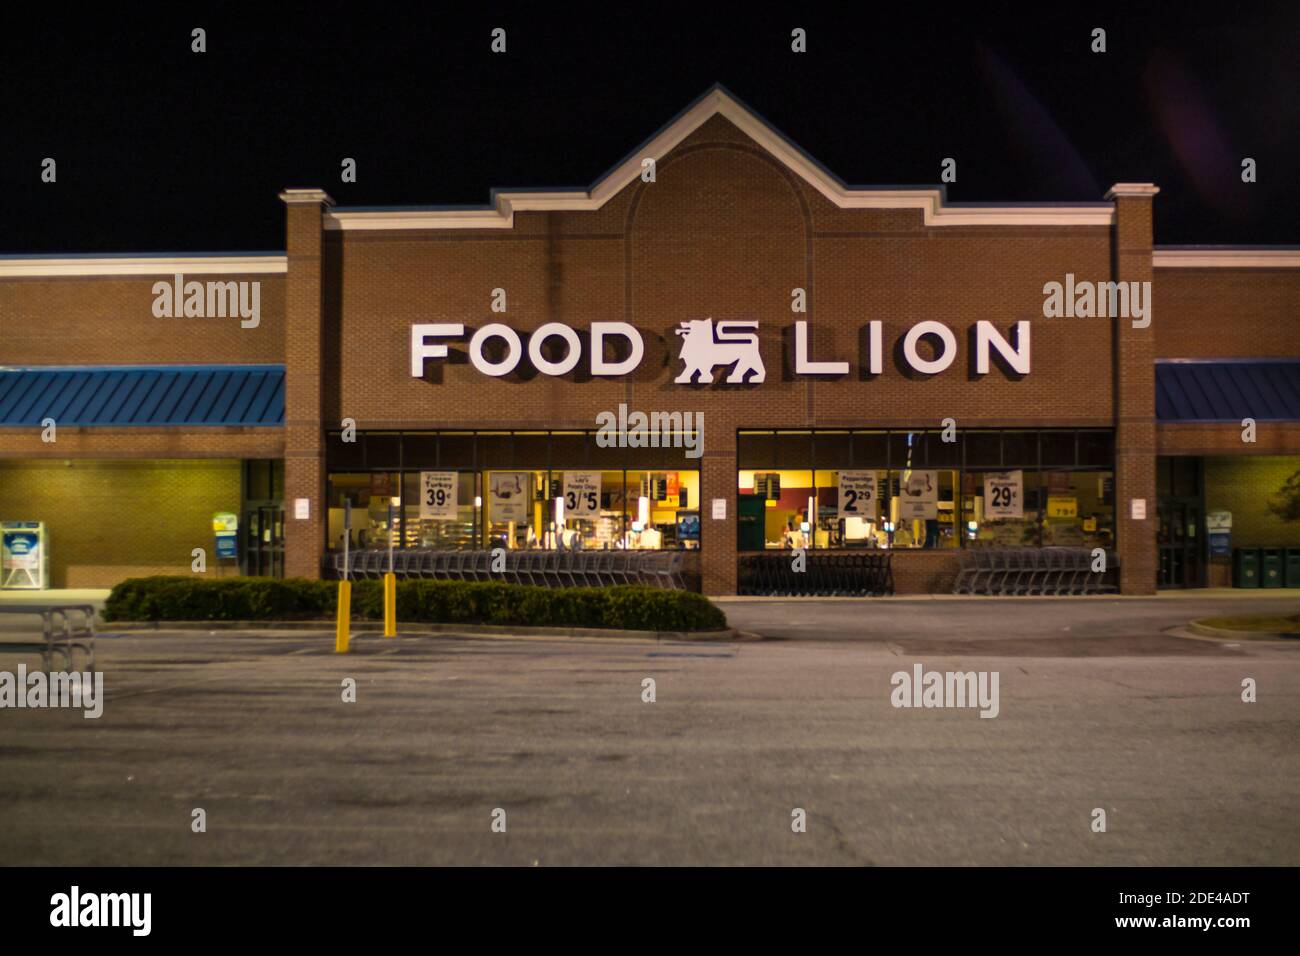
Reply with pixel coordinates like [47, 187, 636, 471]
[1107, 183, 1159, 594]
[279, 188, 334, 579]
[701, 446, 737, 595]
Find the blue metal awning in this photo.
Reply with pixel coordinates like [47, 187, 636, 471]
[1156, 360, 1300, 423]
[0, 365, 284, 426]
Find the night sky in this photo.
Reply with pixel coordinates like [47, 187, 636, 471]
[4, 4, 1298, 254]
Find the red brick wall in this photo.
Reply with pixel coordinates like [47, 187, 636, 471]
[326, 116, 1120, 592]
[1154, 269, 1300, 358]
[0, 274, 285, 364]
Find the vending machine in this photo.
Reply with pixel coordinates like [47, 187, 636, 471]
[1, 521, 49, 589]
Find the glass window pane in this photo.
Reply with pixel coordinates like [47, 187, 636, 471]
[1040, 431, 1076, 468]
[484, 469, 546, 549]
[889, 432, 921, 471]
[403, 432, 438, 469]
[777, 431, 815, 469]
[326, 430, 365, 471]
[439, 433, 475, 469]
[1078, 430, 1113, 468]
[760, 469, 815, 550]
[964, 431, 1001, 468]
[244, 460, 270, 500]
[813, 431, 852, 470]
[926, 431, 961, 468]
[816, 466, 884, 550]
[477, 432, 513, 469]
[1002, 431, 1037, 468]
[738, 431, 776, 469]
[549, 432, 588, 469]
[610, 470, 699, 549]
[366, 433, 401, 470]
[888, 469, 959, 549]
[1172, 457, 1200, 497]
[852, 431, 888, 469]
[1043, 470, 1114, 549]
[326, 472, 398, 551]
[512, 432, 550, 469]
[402, 470, 476, 548]
[964, 469, 1042, 547]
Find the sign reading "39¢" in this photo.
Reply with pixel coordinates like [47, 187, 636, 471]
[420, 472, 458, 519]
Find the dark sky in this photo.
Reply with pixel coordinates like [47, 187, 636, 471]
[4, 3, 1298, 254]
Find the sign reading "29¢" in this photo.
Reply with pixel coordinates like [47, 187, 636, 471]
[410, 318, 1030, 384]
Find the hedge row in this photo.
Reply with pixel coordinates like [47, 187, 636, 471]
[102, 576, 727, 632]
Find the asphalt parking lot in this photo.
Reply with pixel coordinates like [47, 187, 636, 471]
[1, 595, 1298, 866]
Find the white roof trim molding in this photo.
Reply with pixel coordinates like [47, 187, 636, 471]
[1153, 248, 1300, 268]
[0, 255, 288, 277]
[326, 85, 1117, 232]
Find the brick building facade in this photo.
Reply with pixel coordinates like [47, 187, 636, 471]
[3, 87, 1298, 591]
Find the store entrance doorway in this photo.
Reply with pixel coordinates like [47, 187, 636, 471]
[243, 505, 284, 578]
[1157, 457, 1205, 589]
[1158, 497, 1203, 588]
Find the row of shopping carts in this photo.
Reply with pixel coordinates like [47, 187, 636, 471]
[738, 552, 894, 596]
[951, 547, 1118, 596]
[328, 548, 687, 590]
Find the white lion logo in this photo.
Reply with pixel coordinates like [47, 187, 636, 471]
[673, 318, 765, 384]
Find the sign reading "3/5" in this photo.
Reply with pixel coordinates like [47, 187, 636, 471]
[563, 472, 602, 517]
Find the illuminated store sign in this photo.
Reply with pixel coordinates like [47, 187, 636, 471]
[411, 318, 1030, 382]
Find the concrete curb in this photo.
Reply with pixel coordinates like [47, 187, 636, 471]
[100, 620, 759, 643]
[708, 590, 1300, 602]
[1187, 619, 1300, 642]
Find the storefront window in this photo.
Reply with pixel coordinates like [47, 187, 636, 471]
[325, 432, 699, 552]
[1044, 470, 1115, 550]
[402, 470, 477, 548]
[327, 472, 400, 550]
[483, 469, 547, 549]
[553, 469, 622, 549]
[964, 469, 1042, 547]
[889, 465, 960, 549]
[620, 470, 699, 549]
[737, 428, 1115, 552]
[738, 468, 815, 549]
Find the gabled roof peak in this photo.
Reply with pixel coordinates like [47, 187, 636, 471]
[325, 85, 1116, 232]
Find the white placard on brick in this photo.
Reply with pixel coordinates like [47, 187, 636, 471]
[711, 498, 727, 520]
[1130, 498, 1146, 520]
[293, 498, 310, 520]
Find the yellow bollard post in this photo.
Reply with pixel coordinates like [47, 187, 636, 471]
[335, 580, 352, 653]
[383, 572, 397, 637]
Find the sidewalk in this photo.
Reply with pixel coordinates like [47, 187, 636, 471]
[711, 588, 1300, 602]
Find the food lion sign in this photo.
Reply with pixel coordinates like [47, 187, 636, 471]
[411, 318, 1030, 383]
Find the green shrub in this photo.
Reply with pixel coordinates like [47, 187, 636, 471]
[103, 576, 336, 622]
[103, 576, 727, 632]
